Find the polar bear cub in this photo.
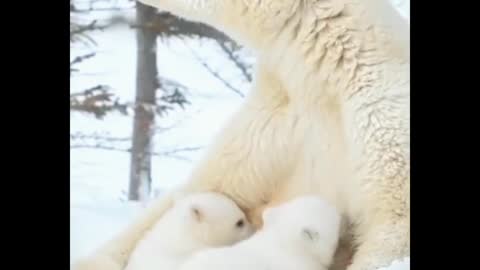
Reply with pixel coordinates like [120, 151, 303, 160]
[124, 192, 254, 270]
[179, 196, 341, 270]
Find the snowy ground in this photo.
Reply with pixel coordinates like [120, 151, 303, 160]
[70, 1, 410, 268]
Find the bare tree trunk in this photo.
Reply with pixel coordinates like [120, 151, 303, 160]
[129, 2, 158, 201]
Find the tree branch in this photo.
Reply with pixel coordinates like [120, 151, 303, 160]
[70, 143, 202, 162]
[217, 41, 252, 82]
[187, 46, 245, 98]
[70, 53, 96, 75]
[130, 12, 232, 43]
[70, 20, 103, 36]
[72, 6, 134, 13]
[70, 132, 131, 142]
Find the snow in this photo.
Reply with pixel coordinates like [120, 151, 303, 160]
[70, 200, 142, 261]
[390, 0, 410, 22]
[378, 258, 410, 270]
[70, 1, 410, 269]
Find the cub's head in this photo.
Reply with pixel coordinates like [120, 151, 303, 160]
[174, 192, 253, 247]
[262, 196, 341, 264]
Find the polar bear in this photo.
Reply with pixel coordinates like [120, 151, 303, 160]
[125, 192, 253, 270]
[179, 196, 341, 270]
[74, 192, 253, 270]
[73, 1, 410, 270]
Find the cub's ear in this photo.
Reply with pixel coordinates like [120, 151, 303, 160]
[190, 205, 203, 222]
[302, 227, 320, 243]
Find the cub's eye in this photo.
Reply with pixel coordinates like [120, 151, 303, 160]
[236, 219, 244, 228]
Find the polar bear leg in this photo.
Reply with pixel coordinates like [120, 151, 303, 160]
[348, 214, 409, 270]
[343, 92, 410, 270]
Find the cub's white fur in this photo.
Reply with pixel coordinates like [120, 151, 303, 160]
[179, 196, 341, 270]
[77, 192, 253, 270]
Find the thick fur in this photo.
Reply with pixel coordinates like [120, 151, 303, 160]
[77, 192, 252, 270]
[126, 192, 252, 270]
[179, 196, 341, 270]
[73, 1, 409, 270]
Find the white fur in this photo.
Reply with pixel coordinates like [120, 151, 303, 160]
[78, 192, 253, 270]
[179, 196, 341, 270]
[74, 1, 410, 270]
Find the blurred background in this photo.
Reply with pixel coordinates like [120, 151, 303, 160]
[70, 0, 409, 265]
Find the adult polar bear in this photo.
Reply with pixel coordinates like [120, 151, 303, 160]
[76, 1, 409, 270]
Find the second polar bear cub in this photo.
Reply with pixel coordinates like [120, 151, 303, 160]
[125, 192, 253, 270]
[179, 196, 341, 270]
